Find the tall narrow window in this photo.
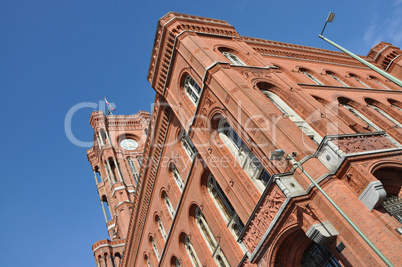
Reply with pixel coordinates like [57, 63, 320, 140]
[392, 104, 402, 112]
[151, 236, 160, 260]
[350, 74, 370, 88]
[327, 72, 348, 87]
[172, 164, 184, 191]
[164, 192, 175, 218]
[208, 174, 245, 239]
[262, 90, 322, 144]
[145, 254, 151, 267]
[368, 104, 402, 127]
[185, 235, 201, 267]
[184, 75, 202, 105]
[370, 76, 391, 90]
[195, 207, 218, 251]
[301, 71, 323, 85]
[157, 216, 167, 240]
[137, 156, 143, 167]
[128, 157, 139, 183]
[341, 103, 382, 131]
[222, 52, 246, 66]
[195, 207, 230, 266]
[218, 119, 271, 191]
[182, 134, 196, 160]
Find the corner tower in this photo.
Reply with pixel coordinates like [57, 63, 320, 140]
[87, 110, 150, 266]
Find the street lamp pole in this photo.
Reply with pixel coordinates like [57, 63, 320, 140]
[319, 12, 402, 88]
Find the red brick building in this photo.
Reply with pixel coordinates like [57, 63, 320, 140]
[89, 13, 402, 266]
[87, 111, 150, 266]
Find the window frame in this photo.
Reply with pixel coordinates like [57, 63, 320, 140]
[301, 71, 323, 85]
[262, 90, 322, 144]
[222, 51, 246, 66]
[184, 75, 202, 105]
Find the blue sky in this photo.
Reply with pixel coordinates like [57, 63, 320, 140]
[1, 1, 401, 266]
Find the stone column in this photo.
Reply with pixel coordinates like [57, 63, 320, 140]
[102, 256, 107, 267]
[98, 130, 105, 146]
[100, 200, 109, 223]
[93, 169, 99, 185]
[105, 130, 113, 146]
[109, 255, 115, 267]
[96, 135, 102, 148]
[96, 259, 101, 267]
[106, 160, 116, 183]
[104, 165, 112, 187]
[113, 158, 124, 182]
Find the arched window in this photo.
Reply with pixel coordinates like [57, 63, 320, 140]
[208, 174, 244, 239]
[195, 207, 230, 266]
[172, 164, 184, 191]
[150, 236, 160, 260]
[157, 215, 167, 240]
[301, 70, 323, 85]
[340, 103, 382, 131]
[372, 167, 402, 223]
[301, 242, 341, 266]
[369, 76, 391, 90]
[367, 104, 402, 127]
[182, 134, 196, 160]
[128, 157, 139, 183]
[101, 195, 113, 222]
[137, 156, 143, 167]
[222, 52, 246, 66]
[392, 104, 402, 112]
[388, 99, 402, 112]
[349, 74, 370, 88]
[326, 71, 348, 87]
[185, 235, 201, 267]
[164, 192, 175, 218]
[184, 75, 202, 105]
[261, 90, 322, 144]
[218, 118, 271, 191]
[145, 254, 152, 267]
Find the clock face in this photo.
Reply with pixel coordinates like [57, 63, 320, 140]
[120, 139, 138, 150]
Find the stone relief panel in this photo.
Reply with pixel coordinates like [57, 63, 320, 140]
[331, 134, 396, 154]
[242, 185, 285, 252]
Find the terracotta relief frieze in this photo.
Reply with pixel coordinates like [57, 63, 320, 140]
[243, 185, 285, 252]
[331, 134, 396, 154]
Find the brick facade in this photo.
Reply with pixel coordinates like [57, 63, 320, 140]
[89, 12, 402, 267]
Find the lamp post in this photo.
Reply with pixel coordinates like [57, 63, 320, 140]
[319, 12, 402, 88]
[270, 149, 394, 267]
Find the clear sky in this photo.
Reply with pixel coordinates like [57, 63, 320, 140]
[1, 1, 401, 266]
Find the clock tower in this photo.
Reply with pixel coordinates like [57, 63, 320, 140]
[87, 110, 150, 267]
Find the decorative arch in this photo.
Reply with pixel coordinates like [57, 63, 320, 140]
[388, 98, 402, 112]
[324, 70, 349, 87]
[364, 98, 402, 127]
[368, 75, 391, 90]
[347, 72, 371, 88]
[297, 67, 324, 85]
[337, 97, 382, 132]
[270, 226, 341, 266]
[371, 163, 402, 224]
[217, 46, 247, 66]
[257, 82, 322, 144]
